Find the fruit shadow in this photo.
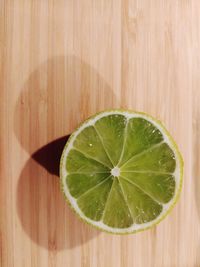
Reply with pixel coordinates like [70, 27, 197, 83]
[15, 55, 118, 250]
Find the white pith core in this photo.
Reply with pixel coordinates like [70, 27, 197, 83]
[60, 110, 183, 234]
[111, 167, 120, 177]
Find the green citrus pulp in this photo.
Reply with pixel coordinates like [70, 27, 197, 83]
[60, 110, 183, 234]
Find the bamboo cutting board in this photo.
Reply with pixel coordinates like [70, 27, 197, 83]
[1, 1, 200, 267]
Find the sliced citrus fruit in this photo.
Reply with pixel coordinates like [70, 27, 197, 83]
[60, 110, 183, 234]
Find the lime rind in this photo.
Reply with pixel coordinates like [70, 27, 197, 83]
[60, 109, 184, 234]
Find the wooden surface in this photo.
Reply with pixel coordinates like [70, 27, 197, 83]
[1, 1, 200, 267]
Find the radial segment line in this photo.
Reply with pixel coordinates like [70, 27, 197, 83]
[116, 118, 129, 166]
[73, 147, 111, 169]
[118, 177, 135, 222]
[76, 175, 112, 200]
[93, 125, 114, 167]
[120, 141, 164, 169]
[67, 171, 110, 175]
[121, 170, 173, 175]
[101, 177, 115, 221]
[120, 175, 162, 205]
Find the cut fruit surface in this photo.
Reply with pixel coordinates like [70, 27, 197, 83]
[60, 110, 183, 234]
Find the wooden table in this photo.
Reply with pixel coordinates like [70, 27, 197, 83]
[1, 1, 200, 267]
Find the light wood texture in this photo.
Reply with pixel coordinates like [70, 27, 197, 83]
[1, 1, 200, 267]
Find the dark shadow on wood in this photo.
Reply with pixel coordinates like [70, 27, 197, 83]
[32, 135, 70, 176]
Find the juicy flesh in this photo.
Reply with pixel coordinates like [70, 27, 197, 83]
[65, 115, 176, 228]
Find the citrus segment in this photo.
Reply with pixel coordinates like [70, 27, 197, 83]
[119, 177, 163, 224]
[121, 143, 176, 173]
[119, 118, 163, 166]
[77, 176, 113, 221]
[73, 125, 113, 168]
[120, 172, 175, 203]
[95, 114, 127, 165]
[67, 173, 110, 198]
[66, 149, 109, 173]
[102, 178, 133, 228]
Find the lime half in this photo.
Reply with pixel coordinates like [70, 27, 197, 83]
[60, 110, 183, 234]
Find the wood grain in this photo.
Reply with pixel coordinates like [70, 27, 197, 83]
[1, 1, 200, 267]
